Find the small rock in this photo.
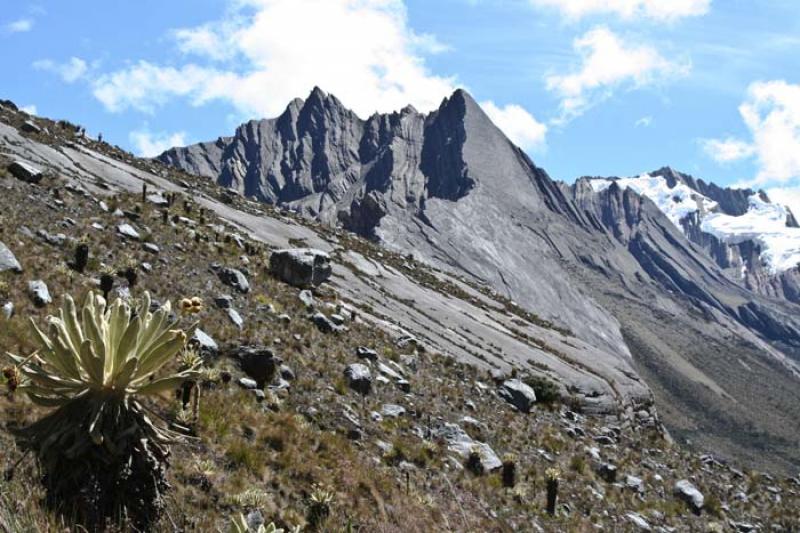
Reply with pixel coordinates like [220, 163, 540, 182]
[377, 362, 403, 381]
[597, 463, 618, 483]
[191, 328, 219, 356]
[381, 404, 406, 418]
[312, 312, 341, 333]
[117, 223, 141, 240]
[626, 475, 645, 493]
[28, 280, 51, 307]
[1, 301, 13, 319]
[625, 512, 651, 531]
[396, 379, 411, 392]
[214, 294, 233, 309]
[280, 364, 295, 381]
[143, 242, 160, 254]
[298, 289, 314, 308]
[238, 377, 259, 390]
[0, 242, 22, 273]
[344, 363, 372, 395]
[673, 479, 704, 514]
[498, 379, 536, 413]
[278, 313, 291, 324]
[217, 267, 249, 293]
[356, 347, 379, 361]
[330, 314, 345, 325]
[146, 193, 169, 206]
[227, 308, 244, 329]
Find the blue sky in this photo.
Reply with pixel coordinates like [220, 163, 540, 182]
[2, 0, 800, 206]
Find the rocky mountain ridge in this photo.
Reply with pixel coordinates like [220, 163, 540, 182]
[159, 87, 800, 473]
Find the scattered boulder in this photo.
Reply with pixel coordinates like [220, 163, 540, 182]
[381, 404, 406, 418]
[238, 377, 258, 390]
[191, 328, 219, 356]
[625, 512, 651, 531]
[344, 363, 372, 395]
[269, 248, 332, 288]
[143, 242, 160, 254]
[217, 266, 250, 293]
[214, 294, 233, 309]
[674, 479, 704, 514]
[28, 280, 51, 307]
[279, 364, 295, 381]
[117, 223, 141, 240]
[20, 120, 41, 134]
[396, 379, 411, 393]
[625, 475, 645, 494]
[2, 301, 13, 319]
[298, 289, 314, 308]
[312, 312, 342, 333]
[8, 160, 43, 183]
[433, 423, 501, 472]
[596, 462, 618, 483]
[234, 346, 280, 386]
[0, 242, 22, 273]
[356, 347, 378, 361]
[498, 379, 536, 413]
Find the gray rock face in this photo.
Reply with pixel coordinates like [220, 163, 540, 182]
[269, 248, 332, 288]
[217, 267, 250, 293]
[344, 363, 372, 395]
[0, 242, 22, 272]
[498, 379, 536, 413]
[28, 280, 51, 307]
[673, 479, 704, 513]
[8, 160, 43, 183]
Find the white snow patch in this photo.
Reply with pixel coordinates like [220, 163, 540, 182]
[701, 195, 800, 274]
[590, 173, 717, 229]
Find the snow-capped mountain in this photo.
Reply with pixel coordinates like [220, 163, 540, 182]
[588, 168, 800, 302]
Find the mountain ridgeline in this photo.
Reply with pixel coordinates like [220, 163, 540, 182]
[159, 87, 800, 472]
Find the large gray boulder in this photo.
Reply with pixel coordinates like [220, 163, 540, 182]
[191, 328, 219, 356]
[269, 248, 331, 288]
[498, 379, 537, 413]
[674, 479, 704, 513]
[8, 160, 43, 183]
[234, 346, 279, 386]
[0, 242, 22, 273]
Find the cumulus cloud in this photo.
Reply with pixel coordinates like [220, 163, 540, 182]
[5, 18, 33, 33]
[767, 187, 800, 221]
[129, 129, 188, 158]
[33, 57, 89, 83]
[704, 80, 800, 186]
[481, 101, 547, 150]
[545, 27, 689, 122]
[700, 137, 755, 163]
[92, 0, 458, 119]
[635, 115, 652, 127]
[529, 0, 710, 21]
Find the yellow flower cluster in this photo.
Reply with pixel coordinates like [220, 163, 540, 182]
[179, 297, 204, 314]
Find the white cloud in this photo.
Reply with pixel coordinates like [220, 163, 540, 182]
[529, 0, 710, 21]
[20, 104, 37, 115]
[546, 27, 690, 122]
[129, 129, 188, 158]
[481, 101, 547, 150]
[5, 18, 33, 33]
[92, 0, 458, 119]
[635, 115, 652, 127]
[767, 187, 800, 221]
[700, 137, 755, 163]
[704, 80, 800, 186]
[33, 57, 88, 83]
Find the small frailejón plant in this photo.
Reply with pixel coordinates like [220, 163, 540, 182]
[4, 291, 201, 529]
